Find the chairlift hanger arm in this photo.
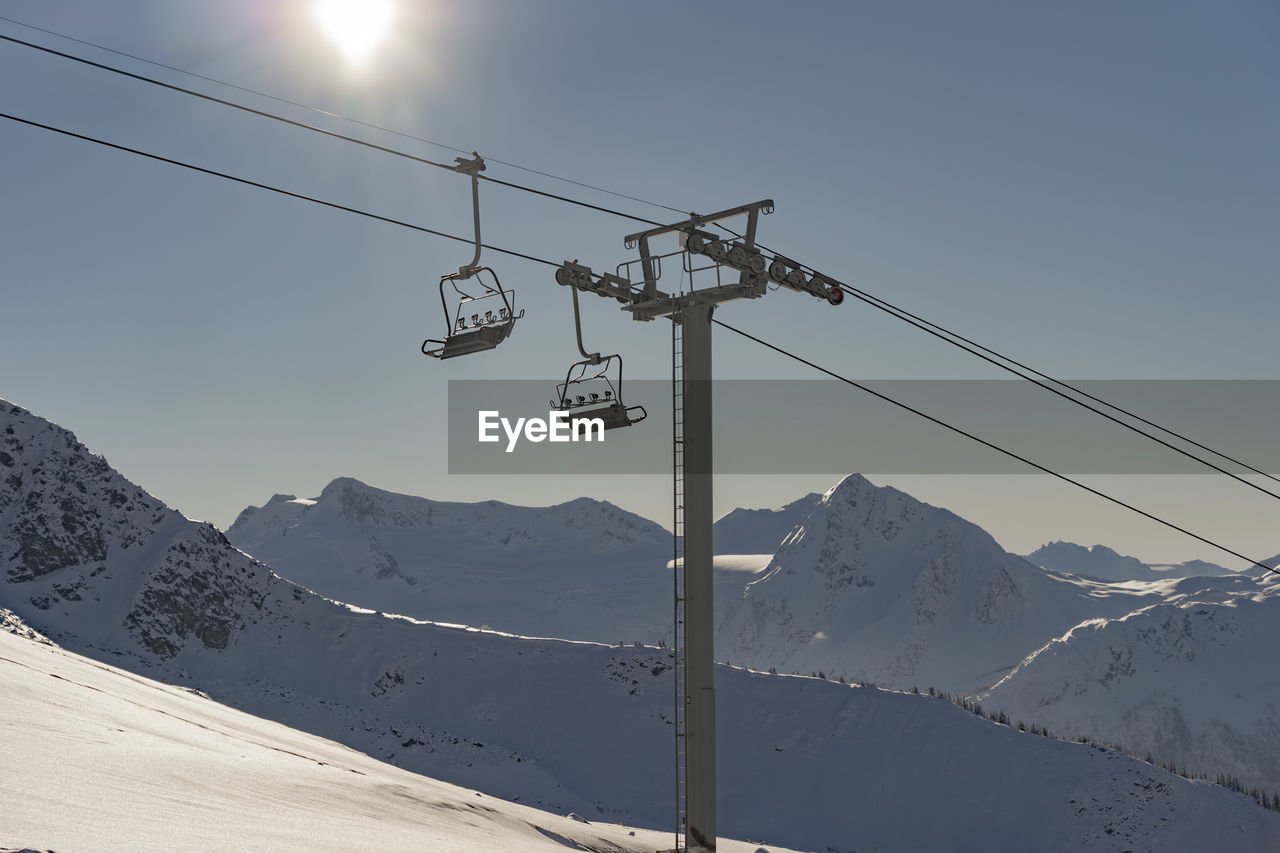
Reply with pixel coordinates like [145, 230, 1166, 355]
[454, 152, 487, 277]
[570, 288, 601, 363]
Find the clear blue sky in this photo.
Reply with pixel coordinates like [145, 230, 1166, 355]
[2, 1, 1277, 566]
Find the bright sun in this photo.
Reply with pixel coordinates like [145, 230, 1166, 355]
[313, 0, 395, 64]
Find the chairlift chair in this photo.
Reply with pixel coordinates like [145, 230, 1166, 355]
[548, 286, 646, 430]
[421, 152, 526, 360]
[550, 352, 646, 431]
[422, 266, 524, 359]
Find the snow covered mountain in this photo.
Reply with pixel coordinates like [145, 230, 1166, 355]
[226, 479, 671, 643]
[1026, 540, 1237, 581]
[978, 573, 1280, 796]
[7, 397, 1280, 851]
[715, 474, 1167, 695]
[712, 492, 822, 555]
[226, 475, 1170, 697]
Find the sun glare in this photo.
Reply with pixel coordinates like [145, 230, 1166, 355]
[313, 0, 395, 65]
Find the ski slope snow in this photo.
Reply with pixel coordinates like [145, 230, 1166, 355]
[0, 620, 790, 853]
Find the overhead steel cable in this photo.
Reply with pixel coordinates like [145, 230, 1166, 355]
[864, 298, 1280, 487]
[5, 24, 1277, 493]
[712, 317, 1279, 577]
[0, 13, 691, 218]
[0, 31, 667, 227]
[0, 112, 557, 269]
[813, 258, 1280, 488]
[5, 106, 1273, 577]
[819, 277, 1280, 501]
[0, 31, 453, 169]
[711, 223, 1280, 501]
[480, 173, 663, 228]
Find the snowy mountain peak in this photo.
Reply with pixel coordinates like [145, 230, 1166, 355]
[824, 471, 873, 494]
[717, 474, 1161, 694]
[776, 472, 1006, 580]
[1, 399, 282, 662]
[2, 399, 170, 584]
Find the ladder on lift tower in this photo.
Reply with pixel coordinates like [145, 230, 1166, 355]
[671, 309, 688, 850]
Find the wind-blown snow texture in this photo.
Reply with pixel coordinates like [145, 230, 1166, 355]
[4, 399, 1280, 851]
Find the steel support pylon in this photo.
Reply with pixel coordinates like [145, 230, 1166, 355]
[680, 301, 716, 851]
[551, 199, 835, 853]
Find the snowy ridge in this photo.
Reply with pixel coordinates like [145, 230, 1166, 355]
[1027, 540, 1237, 581]
[6, 399, 1280, 850]
[227, 477, 671, 643]
[712, 492, 822, 555]
[231, 477, 668, 553]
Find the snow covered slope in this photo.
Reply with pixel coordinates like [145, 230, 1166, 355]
[0, 615, 789, 853]
[712, 492, 822, 555]
[979, 574, 1280, 795]
[1027, 540, 1236, 581]
[715, 474, 1164, 694]
[226, 479, 671, 643]
[1247, 553, 1280, 579]
[6, 398, 1280, 851]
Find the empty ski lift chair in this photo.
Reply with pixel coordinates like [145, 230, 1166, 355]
[421, 153, 525, 360]
[549, 287, 646, 431]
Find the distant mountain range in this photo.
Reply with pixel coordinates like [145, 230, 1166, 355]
[227, 479, 671, 644]
[224, 480, 820, 646]
[1024, 540, 1240, 581]
[221, 455, 1280, 795]
[4, 396, 1280, 848]
[225, 475, 1235, 697]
